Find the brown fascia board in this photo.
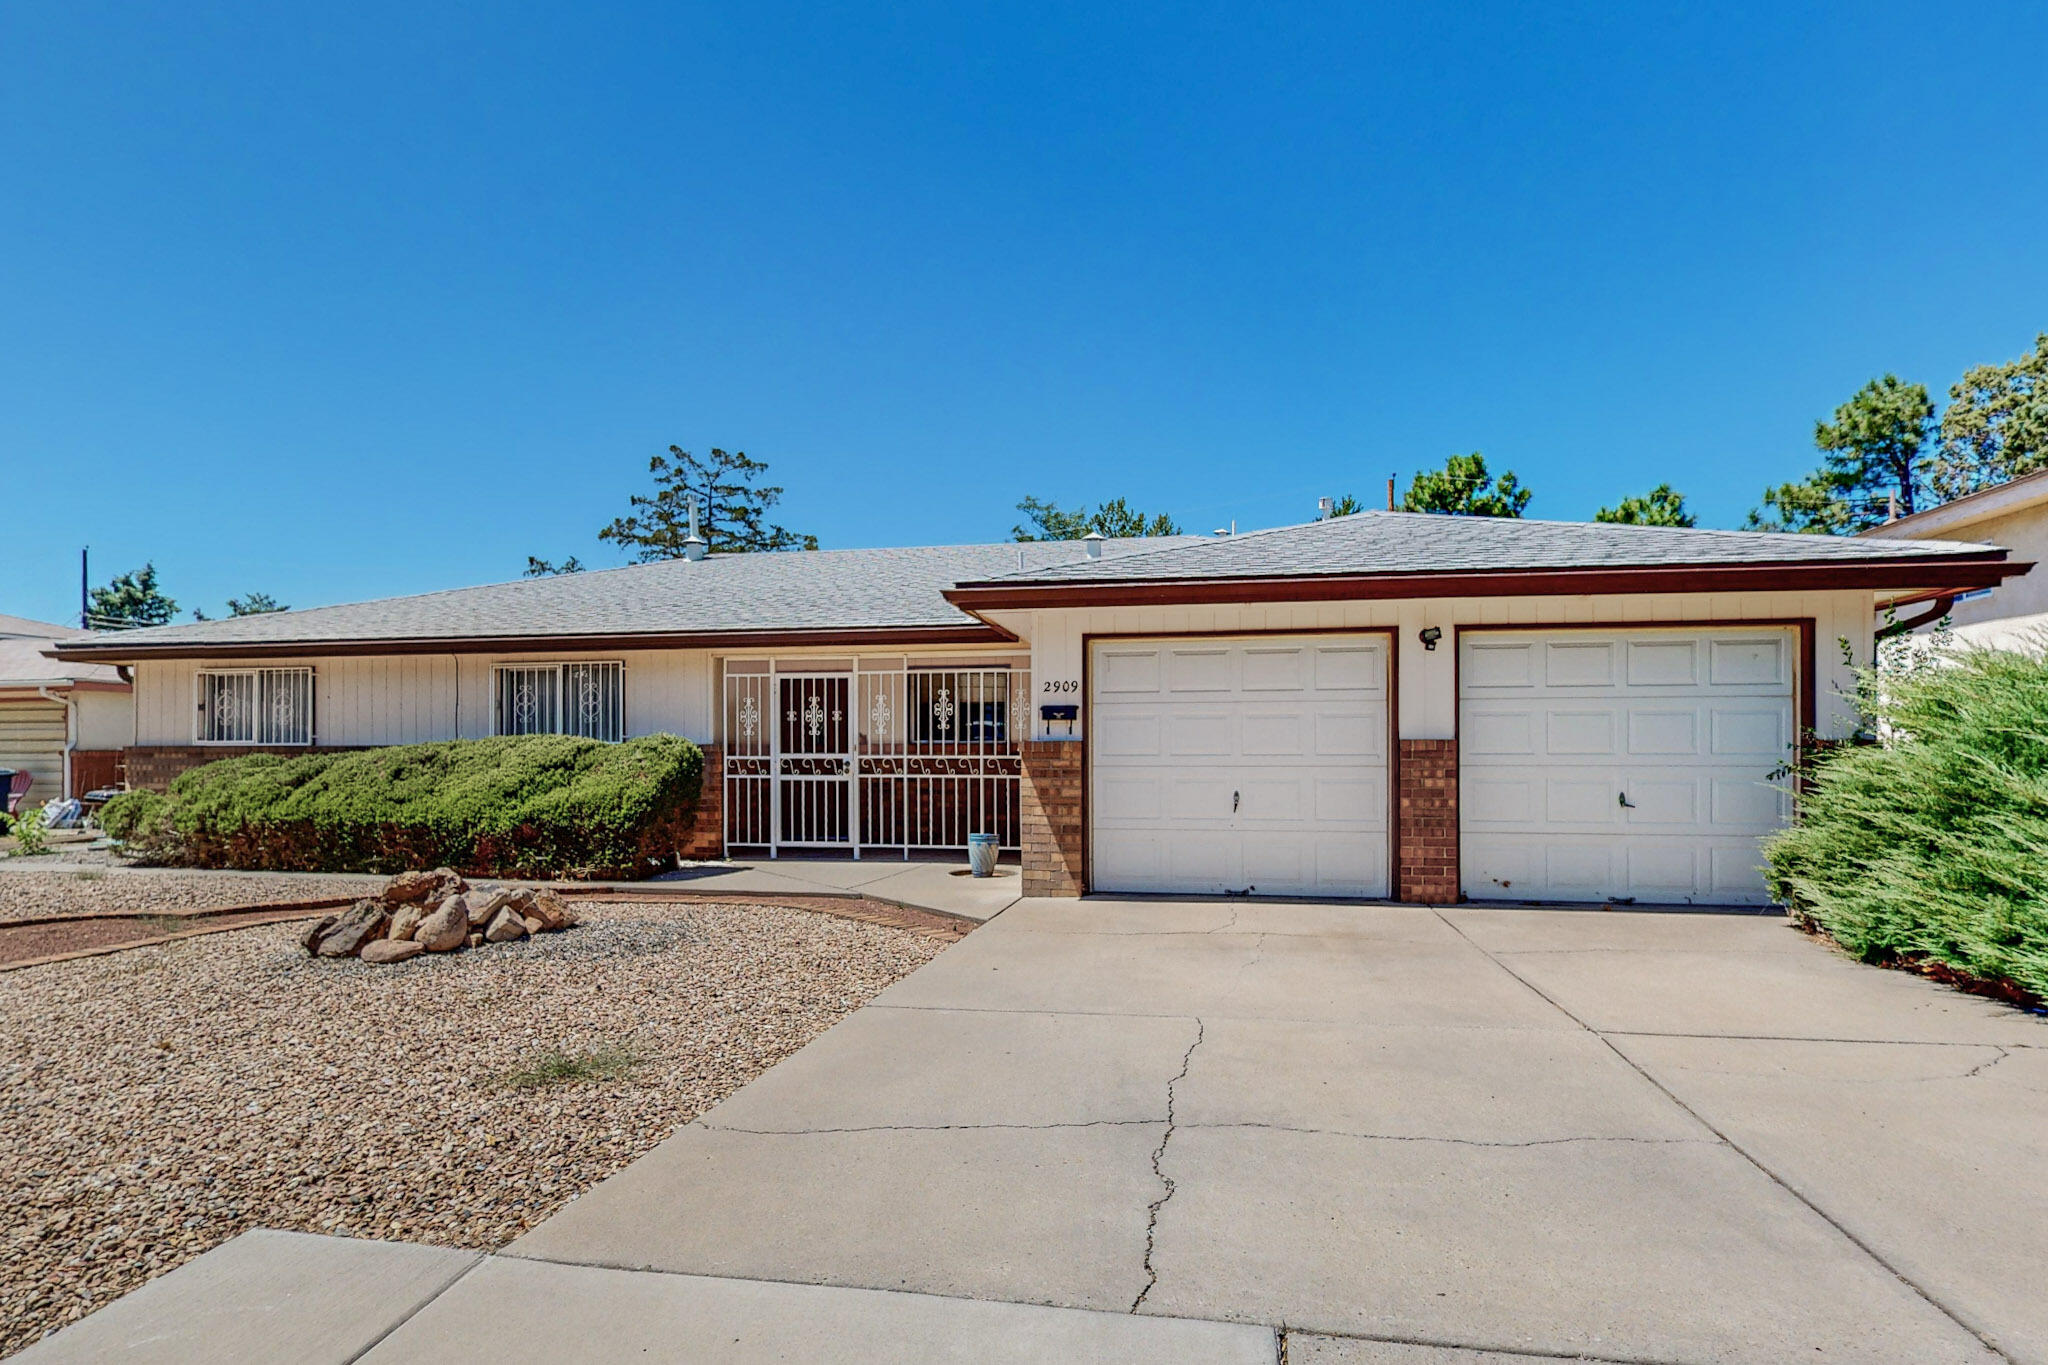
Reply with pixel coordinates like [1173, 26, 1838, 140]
[46, 622, 1016, 664]
[941, 555, 2026, 610]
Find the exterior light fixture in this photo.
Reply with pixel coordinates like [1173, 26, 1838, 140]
[1419, 626, 1442, 651]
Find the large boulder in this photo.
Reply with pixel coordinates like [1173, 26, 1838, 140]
[464, 888, 514, 929]
[383, 867, 467, 906]
[484, 906, 529, 943]
[314, 900, 391, 958]
[413, 898, 470, 953]
[360, 938, 425, 965]
[387, 904, 426, 942]
[299, 914, 339, 956]
[525, 888, 578, 931]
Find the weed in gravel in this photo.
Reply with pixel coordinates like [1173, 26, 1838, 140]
[71, 869, 105, 882]
[495, 1043, 647, 1090]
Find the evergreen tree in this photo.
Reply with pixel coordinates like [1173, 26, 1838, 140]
[1400, 453, 1530, 517]
[599, 447, 816, 560]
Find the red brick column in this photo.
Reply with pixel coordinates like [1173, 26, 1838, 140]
[1397, 739, 1459, 903]
[1020, 740, 1085, 897]
[679, 745, 724, 859]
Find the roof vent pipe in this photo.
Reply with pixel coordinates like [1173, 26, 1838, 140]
[1083, 531, 1105, 559]
[681, 493, 709, 561]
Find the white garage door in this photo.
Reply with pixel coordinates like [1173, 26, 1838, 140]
[1090, 635, 1390, 897]
[1459, 628, 1796, 906]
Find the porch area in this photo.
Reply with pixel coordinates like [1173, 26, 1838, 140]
[718, 655, 1030, 863]
[653, 852, 1024, 922]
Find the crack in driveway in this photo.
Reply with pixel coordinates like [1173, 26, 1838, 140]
[1131, 1017, 1204, 1313]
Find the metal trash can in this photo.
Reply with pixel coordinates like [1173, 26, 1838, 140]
[967, 832, 998, 878]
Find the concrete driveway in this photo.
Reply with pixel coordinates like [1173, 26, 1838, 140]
[506, 898, 2048, 1364]
[32, 897, 2046, 1364]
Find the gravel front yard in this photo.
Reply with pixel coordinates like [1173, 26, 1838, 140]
[0, 900, 948, 1356]
[0, 868, 389, 922]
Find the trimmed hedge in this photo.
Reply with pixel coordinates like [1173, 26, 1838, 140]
[1764, 647, 2048, 1001]
[100, 733, 704, 880]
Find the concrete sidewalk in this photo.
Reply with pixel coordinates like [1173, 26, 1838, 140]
[13, 1230, 1274, 1365]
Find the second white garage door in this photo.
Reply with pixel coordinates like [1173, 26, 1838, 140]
[1090, 634, 1390, 897]
[1459, 627, 1797, 906]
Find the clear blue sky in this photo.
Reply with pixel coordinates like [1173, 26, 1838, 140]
[5, 3, 2045, 625]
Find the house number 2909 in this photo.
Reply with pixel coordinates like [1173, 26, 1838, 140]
[1041, 680, 1078, 694]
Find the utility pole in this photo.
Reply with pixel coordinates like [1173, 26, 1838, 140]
[1386, 475, 1396, 511]
[80, 546, 89, 629]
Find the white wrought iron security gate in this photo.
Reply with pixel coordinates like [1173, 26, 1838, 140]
[723, 658, 1026, 858]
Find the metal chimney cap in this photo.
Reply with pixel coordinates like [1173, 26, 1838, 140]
[1082, 531, 1105, 559]
[682, 493, 709, 561]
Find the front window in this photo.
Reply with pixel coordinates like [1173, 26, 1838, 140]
[197, 667, 314, 745]
[494, 661, 624, 742]
[908, 669, 1010, 745]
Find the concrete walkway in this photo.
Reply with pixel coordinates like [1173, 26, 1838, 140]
[651, 854, 1023, 921]
[22, 898, 2048, 1363]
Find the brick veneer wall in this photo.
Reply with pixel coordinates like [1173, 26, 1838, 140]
[680, 745, 724, 859]
[1396, 738, 1459, 903]
[1020, 740, 1085, 897]
[123, 746, 368, 791]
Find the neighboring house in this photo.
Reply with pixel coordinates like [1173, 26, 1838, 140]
[51, 514, 2023, 906]
[0, 613, 134, 804]
[1861, 468, 2048, 649]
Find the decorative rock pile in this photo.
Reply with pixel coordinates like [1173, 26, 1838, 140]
[299, 868, 579, 964]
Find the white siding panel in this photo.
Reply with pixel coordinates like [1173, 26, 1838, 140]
[1013, 589, 1874, 743]
[135, 650, 719, 747]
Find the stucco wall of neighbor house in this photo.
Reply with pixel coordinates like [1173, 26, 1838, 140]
[1894, 504, 2048, 627]
[73, 689, 135, 750]
[989, 587, 1879, 743]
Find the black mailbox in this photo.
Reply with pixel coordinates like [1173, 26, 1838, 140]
[1040, 703, 1078, 736]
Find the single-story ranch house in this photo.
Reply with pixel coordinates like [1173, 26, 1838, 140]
[51, 512, 2025, 905]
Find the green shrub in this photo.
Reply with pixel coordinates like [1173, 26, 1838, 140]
[5, 804, 50, 857]
[111, 733, 703, 879]
[1765, 647, 2048, 1001]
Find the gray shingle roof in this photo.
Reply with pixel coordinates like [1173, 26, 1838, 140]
[0, 615, 127, 687]
[51, 515, 2011, 658]
[52, 538, 1199, 654]
[958, 512, 2005, 586]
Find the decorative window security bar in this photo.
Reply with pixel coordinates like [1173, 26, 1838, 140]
[722, 657, 1027, 858]
[493, 661, 625, 743]
[196, 667, 315, 746]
